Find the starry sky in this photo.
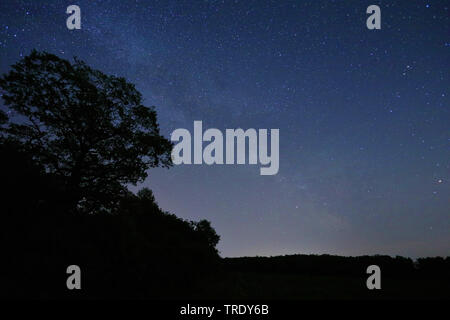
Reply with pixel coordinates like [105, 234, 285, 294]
[0, 0, 448, 258]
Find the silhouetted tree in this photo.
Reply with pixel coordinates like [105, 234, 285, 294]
[0, 52, 224, 299]
[191, 219, 221, 252]
[0, 50, 172, 213]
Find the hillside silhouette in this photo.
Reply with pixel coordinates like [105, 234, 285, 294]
[0, 51, 448, 299]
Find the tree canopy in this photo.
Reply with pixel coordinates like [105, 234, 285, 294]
[0, 50, 173, 213]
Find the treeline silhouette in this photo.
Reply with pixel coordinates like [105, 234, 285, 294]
[224, 255, 450, 279]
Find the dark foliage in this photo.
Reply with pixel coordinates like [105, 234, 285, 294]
[0, 141, 220, 298]
[0, 50, 172, 213]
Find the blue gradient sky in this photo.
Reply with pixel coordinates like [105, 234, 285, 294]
[1, 0, 448, 257]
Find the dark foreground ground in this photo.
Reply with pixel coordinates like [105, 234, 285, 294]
[2, 251, 449, 299]
[181, 255, 449, 300]
[196, 271, 448, 300]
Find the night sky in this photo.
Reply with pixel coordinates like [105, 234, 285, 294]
[0, 0, 448, 258]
